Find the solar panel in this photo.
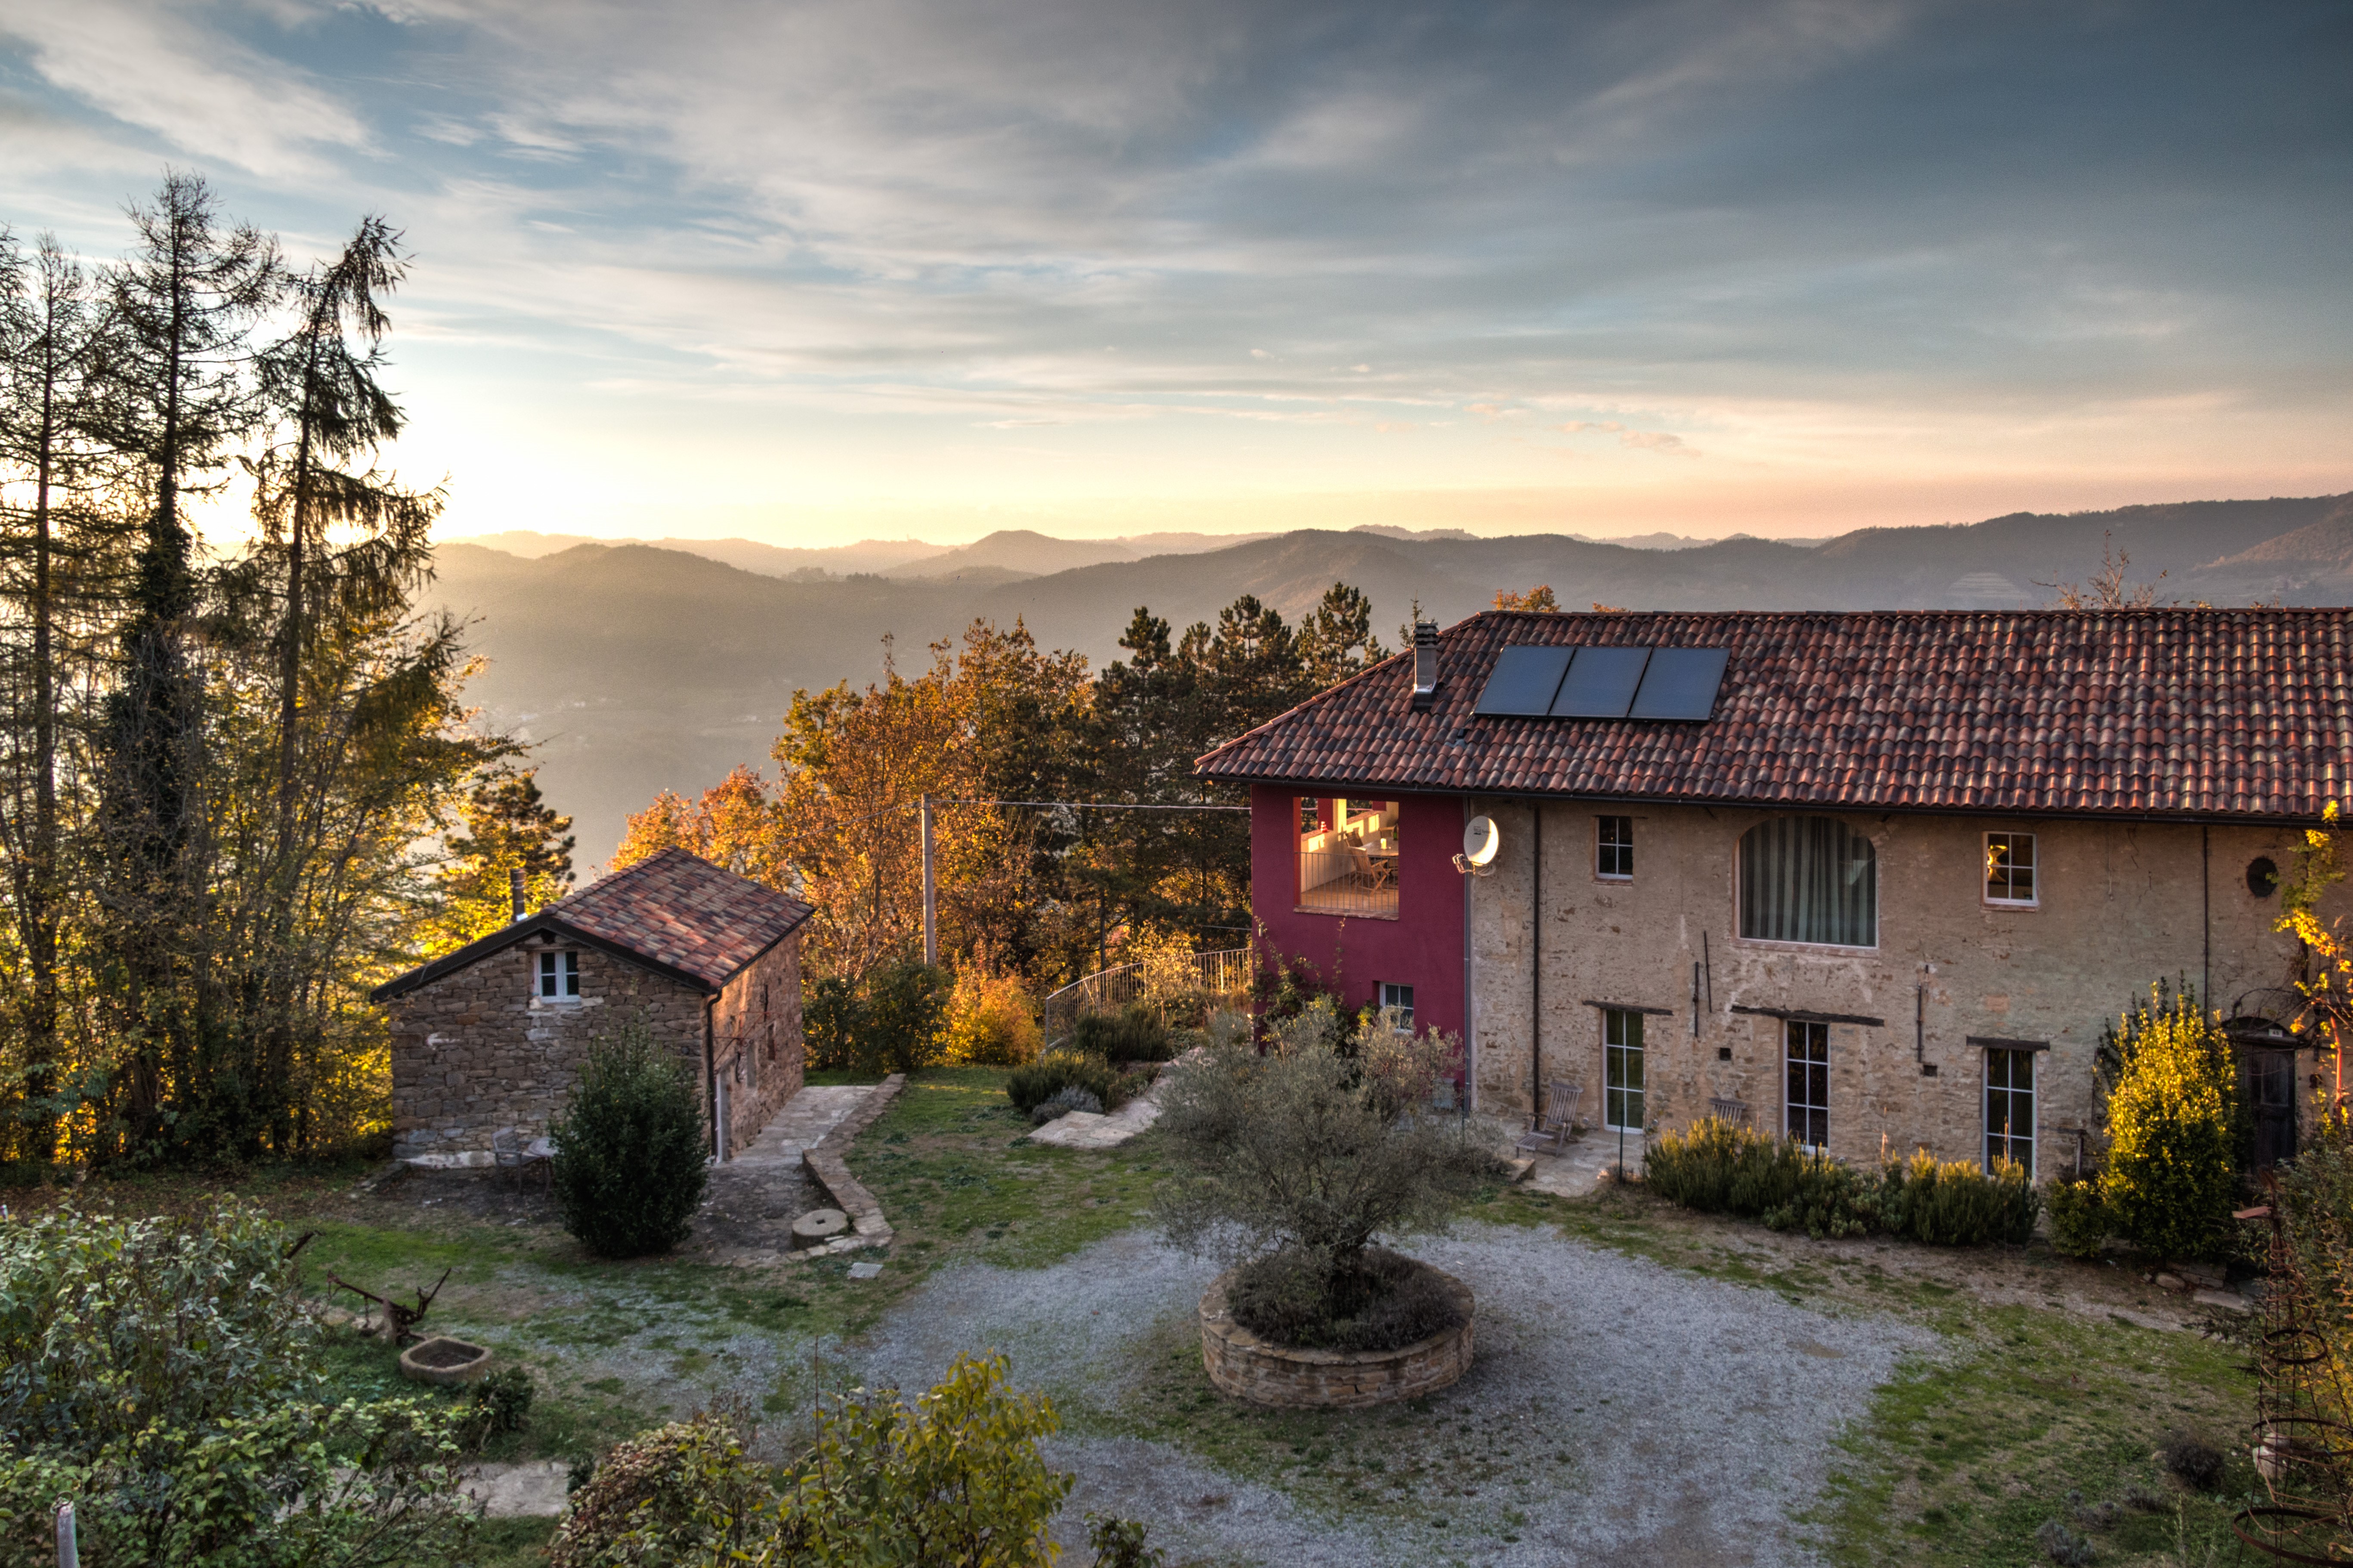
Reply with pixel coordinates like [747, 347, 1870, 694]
[1628, 646, 1730, 720]
[1549, 646, 1652, 718]
[1474, 645, 1575, 716]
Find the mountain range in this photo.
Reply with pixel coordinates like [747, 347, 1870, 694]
[425, 493, 2353, 867]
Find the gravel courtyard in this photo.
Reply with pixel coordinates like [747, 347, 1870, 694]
[851, 1220, 1938, 1568]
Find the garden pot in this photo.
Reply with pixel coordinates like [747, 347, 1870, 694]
[399, 1336, 492, 1386]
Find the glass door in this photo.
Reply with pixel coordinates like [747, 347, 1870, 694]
[1983, 1047, 2035, 1175]
[1604, 1009, 1645, 1131]
[1785, 1020, 1829, 1151]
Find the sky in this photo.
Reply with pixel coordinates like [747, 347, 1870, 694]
[1, 0, 2348, 547]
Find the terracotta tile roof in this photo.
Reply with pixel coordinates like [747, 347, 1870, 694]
[1196, 609, 2353, 820]
[553, 847, 813, 987]
[373, 847, 812, 1002]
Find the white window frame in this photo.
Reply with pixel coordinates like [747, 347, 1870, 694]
[1983, 831, 2038, 908]
[1603, 1008, 1645, 1132]
[1984, 1047, 2035, 1176]
[1596, 815, 1633, 881]
[537, 949, 580, 1001]
[1784, 1020, 1830, 1153]
[1378, 981, 1415, 1030]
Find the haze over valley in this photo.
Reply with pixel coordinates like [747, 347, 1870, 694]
[432, 492, 2353, 863]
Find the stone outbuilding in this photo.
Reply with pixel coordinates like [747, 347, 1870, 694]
[374, 846, 812, 1166]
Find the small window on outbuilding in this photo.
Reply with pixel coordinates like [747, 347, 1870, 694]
[537, 950, 580, 1000]
[1984, 832, 2037, 906]
[1596, 816, 1633, 880]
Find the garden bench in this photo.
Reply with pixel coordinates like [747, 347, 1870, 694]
[1707, 1097, 1752, 1126]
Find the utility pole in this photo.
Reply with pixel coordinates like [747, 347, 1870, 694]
[920, 794, 937, 967]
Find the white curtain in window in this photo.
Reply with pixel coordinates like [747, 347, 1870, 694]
[1739, 816, 1876, 947]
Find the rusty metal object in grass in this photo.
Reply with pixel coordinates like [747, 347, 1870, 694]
[327, 1267, 451, 1345]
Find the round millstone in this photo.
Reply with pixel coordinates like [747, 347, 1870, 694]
[790, 1208, 850, 1249]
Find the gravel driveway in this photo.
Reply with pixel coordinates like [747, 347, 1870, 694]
[853, 1221, 1937, 1568]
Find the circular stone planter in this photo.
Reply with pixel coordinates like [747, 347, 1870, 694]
[1198, 1264, 1473, 1410]
[399, 1336, 492, 1386]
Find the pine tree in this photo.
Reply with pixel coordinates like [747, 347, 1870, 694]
[93, 174, 279, 1145]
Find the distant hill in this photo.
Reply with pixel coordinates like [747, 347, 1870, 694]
[424, 493, 2353, 865]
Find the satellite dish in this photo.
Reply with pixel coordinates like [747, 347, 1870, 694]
[1462, 815, 1500, 867]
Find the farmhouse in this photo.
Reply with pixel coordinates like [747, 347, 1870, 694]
[1198, 608, 2353, 1175]
[374, 846, 812, 1166]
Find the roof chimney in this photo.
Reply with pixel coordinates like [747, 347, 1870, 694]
[1411, 620, 1440, 711]
[510, 867, 527, 924]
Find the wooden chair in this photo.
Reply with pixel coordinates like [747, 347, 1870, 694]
[491, 1128, 530, 1193]
[1707, 1097, 1752, 1126]
[1516, 1079, 1583, 1157]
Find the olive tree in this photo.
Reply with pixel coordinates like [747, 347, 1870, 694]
[1152, 999, 1495, 1349]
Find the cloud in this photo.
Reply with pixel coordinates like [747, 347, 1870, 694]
[1621, 429, 1698, 457]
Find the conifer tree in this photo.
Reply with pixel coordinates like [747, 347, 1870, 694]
[93, 173, 279, 1143]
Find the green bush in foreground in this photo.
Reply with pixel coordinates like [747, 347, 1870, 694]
[0, 1200, 470, 1568]
[553, 1353, 1156, 1568]
[1070, 1003, 1175, 1063]
[2045, 1172, 2109, 1259]
[552, 1019, 711, 1258]
[1645, 1118, 2039, 1245]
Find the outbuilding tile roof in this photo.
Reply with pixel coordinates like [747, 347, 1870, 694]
[373, 847, 812, 1002]
[1196, 609, 2353, 820]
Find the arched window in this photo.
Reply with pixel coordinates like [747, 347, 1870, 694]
[1739, 816, 1877, 948]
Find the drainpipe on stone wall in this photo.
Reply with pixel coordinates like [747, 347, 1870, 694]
[704, 995, 719, 1163]
[2202, 823, 2211, 1009]
[1463, 796, 1477, 1114]
[1531, 803, 1543, 1111]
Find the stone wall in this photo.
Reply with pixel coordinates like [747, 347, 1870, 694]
[711, 935, 806, 1157]
[1467, 801, 2346, 1174]
[1198, 1267, 1474, 1409]
[386, 931, 707, 1165]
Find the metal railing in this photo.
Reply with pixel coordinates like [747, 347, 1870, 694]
[1042, 947, 1253, 1045]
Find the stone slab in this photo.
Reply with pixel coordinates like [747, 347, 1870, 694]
[460, 1460, 571, 1518]
[1026, 1074, 1170, 1149]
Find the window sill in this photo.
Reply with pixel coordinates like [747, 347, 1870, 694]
[1731, 936, 1878, 955]
[1595, 874, 1633, 884]
[1982, 899, 2040, 911]
[1292, 905, 1400, 922]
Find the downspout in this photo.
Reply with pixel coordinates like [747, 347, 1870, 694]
[2201, 823, 2211, 1009]
[1531, 802, 1543, 1111]
[1463, 795, 1477, 1114]
[705, 995, 719, 1162]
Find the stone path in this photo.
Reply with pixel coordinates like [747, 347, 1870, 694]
[681, 1083, 885, 1265]
[1523, 1129, 1647, 1198]
[1025, 1059, 1183, 1150]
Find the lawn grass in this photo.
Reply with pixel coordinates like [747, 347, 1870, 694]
[21, 1072, 2288, 1567]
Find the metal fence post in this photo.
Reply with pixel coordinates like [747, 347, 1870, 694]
[920, 794, 937, 968]
[54, 1501, 76, 1568]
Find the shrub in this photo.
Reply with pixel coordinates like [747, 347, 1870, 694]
[1071, 1003, 1175, 1063]
[0, 1201, 471, 1568]
[551, 1019, 711, 1258]
[1087, 1512, 1169, 1568]
[942, 971, 1042, 1066]
[1154, 1012, 1488, 1350]
[2158, 1429, 2225, 1491]
[1648, 1120, 2041, 1246]
[550, 1412, 770, 1568]
[804, 975, 863, 1071]
[1876, 1150, 2040, 1247]
[861, 958, 952, 1075]
[2034, 1518, 2096, 1566]
[2046, 1172, 2109, 1259]
[1005, 1051, 1120, 1116]
[1227, 1246, 1466, 1353]
[2100, 987, 2239, 1264]
[1030, 1085, 1104, 1126]
[461, 1365, 536, 1449]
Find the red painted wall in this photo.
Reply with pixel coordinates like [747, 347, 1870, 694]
[1250, 784, 1466, 1043]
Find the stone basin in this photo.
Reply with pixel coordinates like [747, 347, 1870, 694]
[399, 1335, 492, 1386]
